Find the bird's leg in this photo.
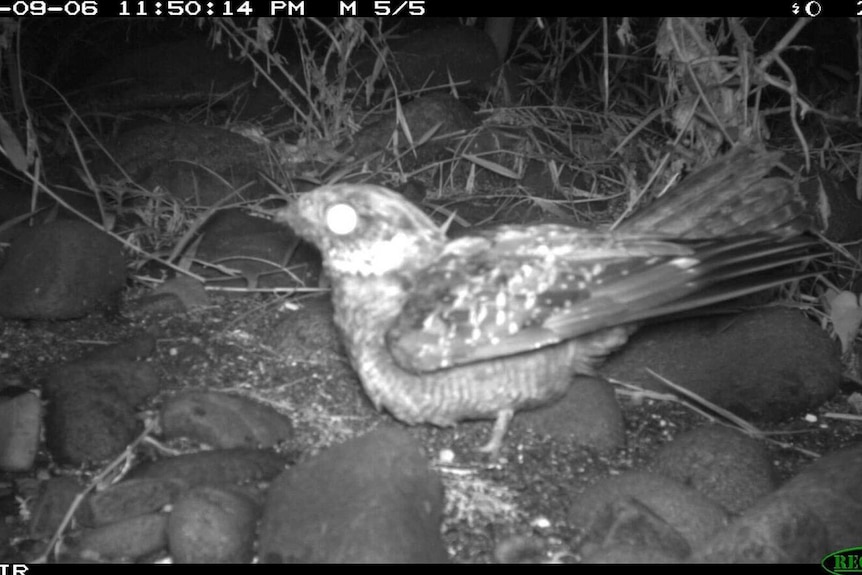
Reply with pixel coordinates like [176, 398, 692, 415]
[477, 408, 514, 456]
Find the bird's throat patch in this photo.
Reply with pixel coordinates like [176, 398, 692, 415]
[330, 232, 424, 277]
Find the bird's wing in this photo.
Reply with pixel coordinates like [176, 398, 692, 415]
[386, 225, 818, 373]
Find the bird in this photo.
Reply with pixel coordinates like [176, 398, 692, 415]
[276, 146, 817, 456]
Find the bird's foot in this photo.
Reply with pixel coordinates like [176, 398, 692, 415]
[477, 409, 514, 458]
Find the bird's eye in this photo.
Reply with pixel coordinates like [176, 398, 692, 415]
[325, 203, 359, 235]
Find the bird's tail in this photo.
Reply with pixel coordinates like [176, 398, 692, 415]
[538, 234, 823, 339]
[618, 235, 823, 325]
[618, 146, 814, 239]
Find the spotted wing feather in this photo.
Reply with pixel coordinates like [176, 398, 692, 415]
[386, 224, 689, 372]
[387, 228, 818, 373]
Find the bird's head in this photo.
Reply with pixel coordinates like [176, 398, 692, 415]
[276, 184, 447, 278]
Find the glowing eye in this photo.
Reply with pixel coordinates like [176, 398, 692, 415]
[325, 203, 358, 235]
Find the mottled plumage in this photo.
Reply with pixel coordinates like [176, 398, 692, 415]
[278, 146, 816, 455]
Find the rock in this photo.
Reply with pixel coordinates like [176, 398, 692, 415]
[195, 209, 321, 289]
[768, 441, 862, 551]
[579, 498, 692, 562]
[694, 496, 828, 563]
[29, 476, 85, 538]
[493, 536, 549, 564]
[389, 25, 501, 93]
[521, 376, 625, 454]
[79, 478, 187, 528]
[601, 308, 841, 422]
[43, 359, 161, 407]
[72, 513, 169, 561]
[348, 93, 477, 167]
[45, 388, 139, 465]
[273, 295, 347, 366]
[150, 276, 209, 310]
[168, 485, 259, 563]
[126, 448, 290, 487]
[583, 545, 684, 564]
[160, 391, 294, 449]
[44, 358, 161, 406]
[96, 123, 269, 205]
[695, 442, 862, 562]
[43, 360, 161, 465]
[0, 390, 42, 471]
[259, 427, 448, 563]
[0, 219, 125, 320]
[569, 471, 729, 551]
[650, 425, 777, 513]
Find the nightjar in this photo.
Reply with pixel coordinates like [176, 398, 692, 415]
[277, 146, 817, 455]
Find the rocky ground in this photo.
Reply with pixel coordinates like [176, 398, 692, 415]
[1, 284, 860, 563]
